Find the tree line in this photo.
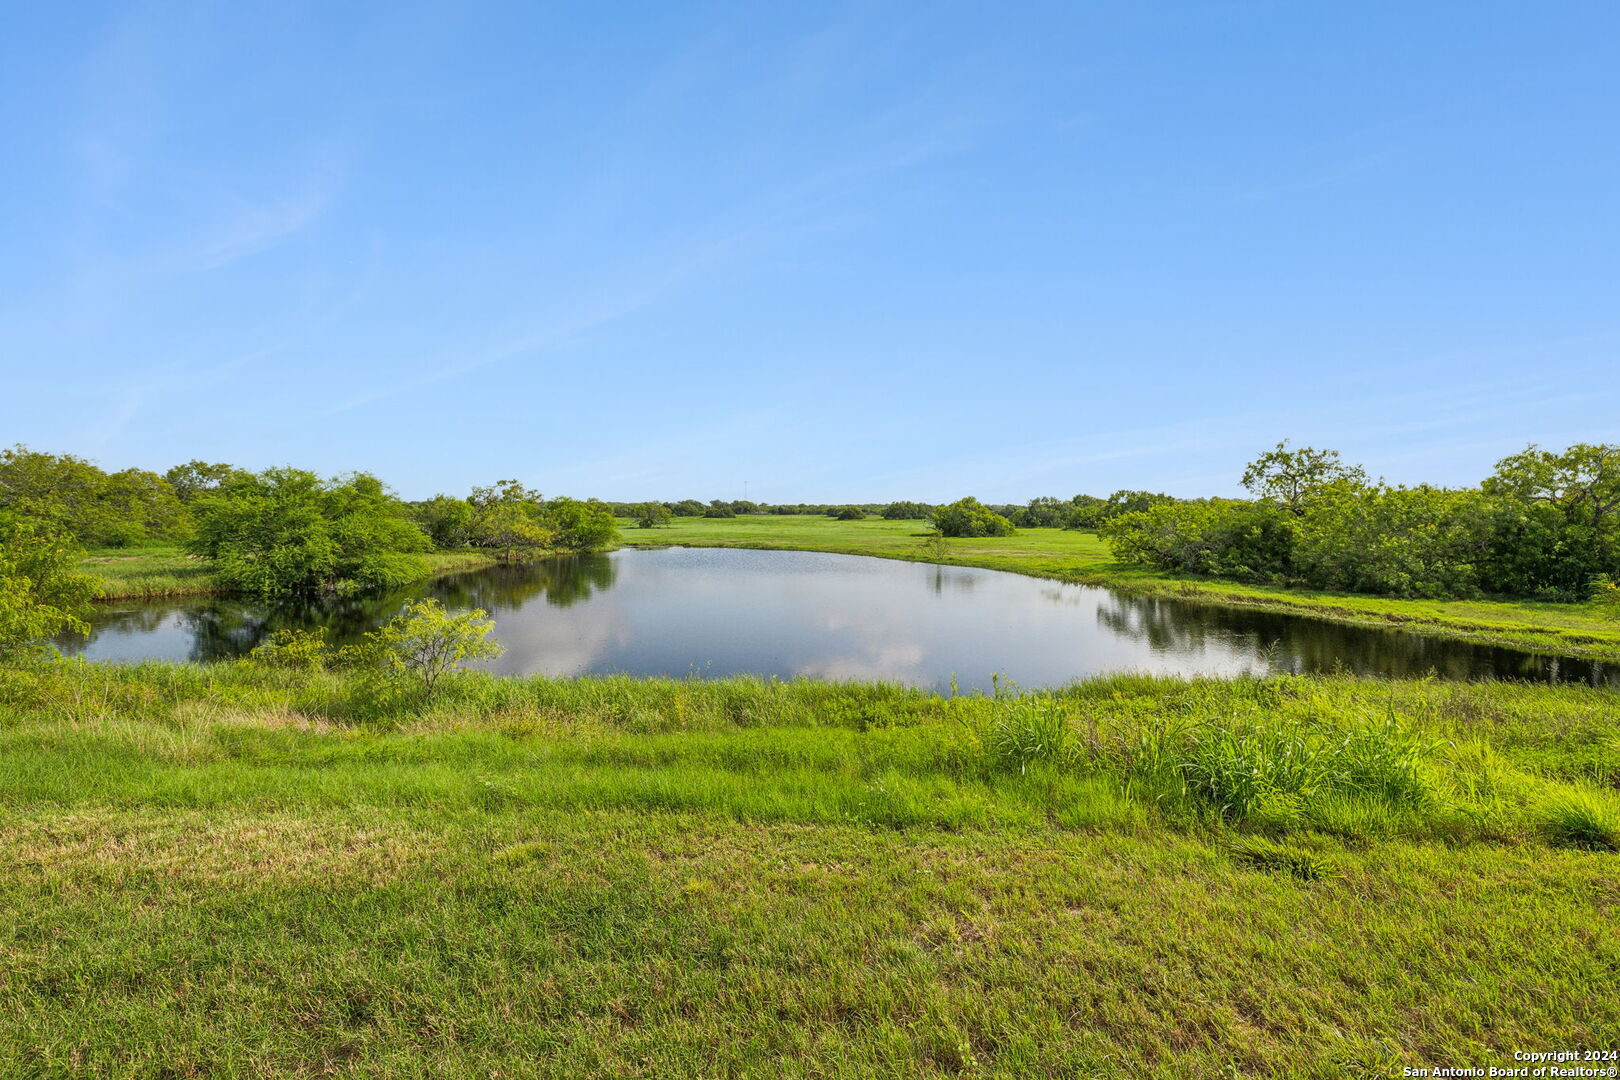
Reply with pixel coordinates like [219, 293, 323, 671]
[0, 446, 620, 618]
[599, 441, 1620, 601]
[1101, 442, 1620, 601]
[601, 493, 1178, 530]
[605, 499, 899, 521]
[5, 438, 1618, 660]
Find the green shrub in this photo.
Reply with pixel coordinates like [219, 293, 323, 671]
[932, 497, 1014, 538]
[1102, 500, 1293, 582]
[247, 628, 331, 672]
[365, 598, 503, 702]
[253, 600, 505, 719]
[189, 468, 427, 597]
[548, 497, 619, 551]
[633, 502, 673, 529]
[0, 519, 96, 659]
[0, 445, 189, 547]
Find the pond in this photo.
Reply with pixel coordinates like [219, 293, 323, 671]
[61, 547, 1617, 692]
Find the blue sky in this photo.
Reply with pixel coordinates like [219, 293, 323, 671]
[2, 2, 1616, 503]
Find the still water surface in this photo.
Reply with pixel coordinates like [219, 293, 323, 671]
[63, 548, 1616, 692]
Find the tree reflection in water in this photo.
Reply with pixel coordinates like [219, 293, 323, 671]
[62, 553, 620, 662]
[1096, 593, 1616, 686]
[60, 550, 1617, 688]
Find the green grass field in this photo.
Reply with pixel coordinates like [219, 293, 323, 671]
[0, 662, 1615, 1077]
[618, 516, 1620, 663]
[80, 547, 501, 600]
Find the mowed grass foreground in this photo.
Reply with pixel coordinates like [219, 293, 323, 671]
[1, 663, 1617, 1077]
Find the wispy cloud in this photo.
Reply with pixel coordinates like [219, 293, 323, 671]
[58, 3, 348, 290]
[312, 71, 982, 420]
[862, 356, 1620, 500]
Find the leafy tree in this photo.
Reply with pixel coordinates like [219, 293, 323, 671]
[164, 460, 239, 503]
[1485, 443, 1620, 531]
[1013, 496, 1068, 528]
[703, 500, 737, 519]
[670, 499, 707, 517]
[0, 445, 187, 547]
[1061, 494, 1110, 530]
[412, 494, 475, 549]
[1098, 443, 1549, 600]
[831, 506, 866, 521]
[188, 468, 427, 597]
[933, 497, 1015, 538]
[1482, 443, 1620, 594]
[1241, 441, 1367, 516]
[466, 480, 554, 560]
[1102, 500, 1293, 581]
[548, 497, 619, 551]
[730, 500, 760, 515]
[468, 503, 553, 559]
[105, 468, 191, 543]
[469, 479, 544, 511]
[0, 519, 96, 660]
[1102, 490, 1176, 520]
[633, 502, 673, 528]
[1292, 484, 1491, 598]
[882, 501, 934, 520]
[1475, 498, 1576, 597]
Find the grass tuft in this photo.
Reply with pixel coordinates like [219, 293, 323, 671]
[978, 697, 1075, 774]
[1227, 835, 1342, 881]
[1541, 794, 1619, 851]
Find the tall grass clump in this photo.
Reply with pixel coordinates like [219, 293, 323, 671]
[977, 697, 1075, 774]
[1179, 715, 1440, 822]
[1226, 835, 1342, 881]
[1080, 701, 1445, 828]
[1540, 793, 1619, 851]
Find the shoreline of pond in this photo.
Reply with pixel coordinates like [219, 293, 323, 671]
[613, 533, 1620, 668]
[68, 545, 1619, 689]
[79, 532, 1620, 669]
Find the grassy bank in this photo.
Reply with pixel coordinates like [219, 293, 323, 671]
[618, 516, 1620, 663]
[80, 547, 503, 601]
[0, 662, 1616, 1076]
